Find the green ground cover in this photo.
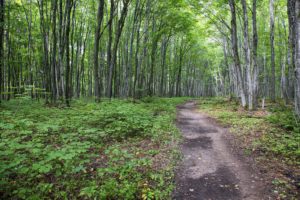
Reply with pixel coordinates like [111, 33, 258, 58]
[0, 98, 188, 199]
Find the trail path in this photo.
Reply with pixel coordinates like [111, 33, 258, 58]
[173, 101, 267, 200]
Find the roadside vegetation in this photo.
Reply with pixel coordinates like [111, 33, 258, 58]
[197, 98, 300, 199]
[0, 98, 188, 199]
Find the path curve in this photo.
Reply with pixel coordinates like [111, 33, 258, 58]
[173, 101, 267, 200]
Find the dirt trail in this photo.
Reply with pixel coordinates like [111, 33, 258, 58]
[173, 101, 267, 200]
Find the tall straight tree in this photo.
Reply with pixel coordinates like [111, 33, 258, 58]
[252, 0, 259, 107]
[241, 0, 253, 110]
[288, 0, 296, 99]
[106, 0, 115, 97]
[296, 0, 300, 117]
[229, 0, 246, 107]
[51, 0, 58, 101]
[37, 0, 50, 101]
[107, 0, 131, 99]
[270, 0, 276, 102]
[0, 0, 4, 103]
[93, 0, 105, 102]
[65, 0, 73, 106]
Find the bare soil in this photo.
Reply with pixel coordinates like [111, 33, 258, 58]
[173, 101, 270, 200]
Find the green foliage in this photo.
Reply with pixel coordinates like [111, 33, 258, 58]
[264, 105, 300, 162]
[0, 98, 188, 199]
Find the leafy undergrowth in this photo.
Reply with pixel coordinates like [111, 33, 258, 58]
[0, 97, 188, 199]
[198, 98, 300, 200]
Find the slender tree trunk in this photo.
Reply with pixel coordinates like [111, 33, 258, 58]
[70, 2, 76, 99]
[160, 35, 169, 96]
[295, 0, 300, 117]
[108, 0, 130, 99]
[79, 28, 89, 97]
[38, 0, 50, 102]
[288, 0, 296, 99]
[5, 3, 11, 101]
[270, 0, 276, 102]
[149, 18, 160, 96]
[65, 0, 73, 106]
[279, 19, 289, 103]
[176, 39, 184, 97]
[94, 0, 105, 102]
[149, 38, 158, 96]
[241, 0, 253, 110]
[75, 21, 83, 98]
[58, 0, 65, 99]
[51, 0, 58, 101]
[125, 0, 139, 98]
[0, 0, 4, 103]
[252, 0, 259, 108]
[229, 0, 247, 107]
[133, 6, 143, 99]
[106, 0, 115, 97]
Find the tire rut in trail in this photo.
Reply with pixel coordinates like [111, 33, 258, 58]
[173, 101, 267, 200]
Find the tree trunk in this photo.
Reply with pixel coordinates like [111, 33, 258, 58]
[252, 0, 259, 108]
[229, 0, 247, 107]
[58, 0, 65, 99]
[279, 19, 288, 103]
[241, 0, 253, 110]
[38, 0, 50, 102]
[176, 39, 184, 97]
[94, 0, 105, 102]
[106, 0, 115, 97]
[295, 0, 300, 117]
[133, 4, 143, 99]
[107, 0, 130, 100]
[288, 0, 296, 99]
[270, 0, 276, 102]
[125, 0, 139, 98]
[65, 0, 73, 106]
[160, 36, 169, 96]
[0, 0, 4, 103]
[51, 0, 58, 101]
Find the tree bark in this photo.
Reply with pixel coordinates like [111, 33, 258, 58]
[51, 0, 58, 101]
[106, 0, 115, 97]
[93, 0, 105, 102]
[65, 0, 73, 106]
[133, 2, 143, 99]
[270, 0, 276, 102]
[295, 0, 300, 117]
[241, 0, 253, 110]
[38, 0, 50, 102]
[288, 0, 296, 99]
[0, 0, 4, 103]
[58, 0, 65, 98]
[160, 35, 170, 96]
[176, 39, 184, 97]
[107, 0, 131, 99]
[229, 0, 247, 107]
[252, 0, 259, 108]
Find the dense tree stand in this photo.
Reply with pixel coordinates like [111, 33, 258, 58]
[0, 0, 299, 114]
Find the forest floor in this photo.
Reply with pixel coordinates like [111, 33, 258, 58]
[173, 101, 267, 200]
[0, 98, 188, 199]
[181, 98, 299, 200]
[0, 97, 299, 199]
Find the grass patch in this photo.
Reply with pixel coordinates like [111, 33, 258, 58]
[0, 97, 188, 199]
